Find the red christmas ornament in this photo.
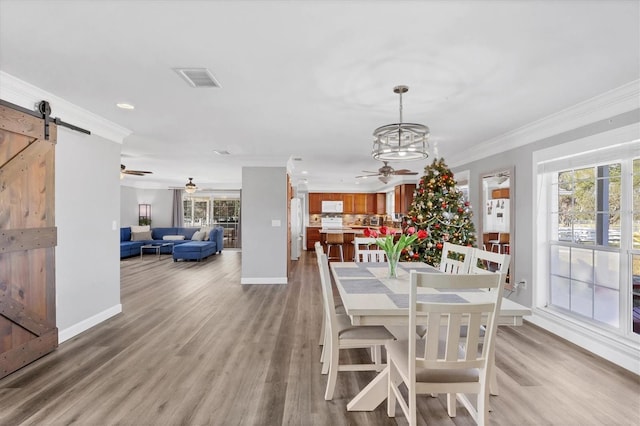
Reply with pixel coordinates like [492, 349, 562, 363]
[436, 242, 443, 250]
[441, 203, 447, 208]
[458, 207, 464, 213]
[464, 201, 470, 206]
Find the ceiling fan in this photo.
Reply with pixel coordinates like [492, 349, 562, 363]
[356, 161, 418, 184]
[120, 164, 153, 177]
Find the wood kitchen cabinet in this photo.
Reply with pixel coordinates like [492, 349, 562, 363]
[306, 227, 321, 250]
[342, 193, 355, 213]
[376, 193, 386, 215]
[356, 194, 369, 214]
[309, 193, 323, 214]
[394, 184, 416, 214]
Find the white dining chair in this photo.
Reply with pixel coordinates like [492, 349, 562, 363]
[316, 249, 395, 400]
[356, 248, 388, 263]
[469, 248, 510, 275]
[314, 242, 344, 368]
[353, 237, 378, 262]
[386, 271, 505, 425]
[438, 242, 473, 274]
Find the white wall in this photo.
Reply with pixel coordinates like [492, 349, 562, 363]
[241, 167, 288, 284]
[1, 72, 130, 342]
[120, 186, 174, 227]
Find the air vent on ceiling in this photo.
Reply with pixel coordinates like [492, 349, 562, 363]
[173, 68, 221, 88]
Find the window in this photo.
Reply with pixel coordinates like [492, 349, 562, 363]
[183, 196, 211, 226]
[538, 135, 639, 340]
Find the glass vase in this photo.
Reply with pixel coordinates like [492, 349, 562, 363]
[387, 251, 401, 278]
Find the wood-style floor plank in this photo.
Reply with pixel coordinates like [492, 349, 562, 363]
[0, 249, 638, 425]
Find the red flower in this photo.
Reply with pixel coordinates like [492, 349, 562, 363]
[379, 225, 389, 236]
[363, 228, 378, 238]
[417, 229, 428, 239]
[406, 226, 416, 235]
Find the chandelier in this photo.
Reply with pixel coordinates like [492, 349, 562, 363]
[372, 85, 429, 161]
[184, 177, 197, 194]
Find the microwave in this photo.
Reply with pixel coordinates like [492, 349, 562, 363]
[369, 216, 380, 226]
[321, 200, 343, 213]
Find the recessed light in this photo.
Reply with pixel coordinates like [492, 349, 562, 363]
[117, 103, 135, 110]
[301, 170, 308, 175]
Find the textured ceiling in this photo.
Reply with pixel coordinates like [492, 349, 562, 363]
[1, 0, 638, 191]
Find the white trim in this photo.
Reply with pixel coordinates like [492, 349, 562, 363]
[528, 310, 640, 375]
[58, 304, 122, 343]
[449, 79, 640, 167]
[0, 71, 132, 143]
[240, 277, 288, 284]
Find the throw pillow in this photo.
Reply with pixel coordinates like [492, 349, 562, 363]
[131, 230, 152, 241]
[131, 225, 151, 233]
[191, 231, 205, 241]
[163, 235, 185, 241]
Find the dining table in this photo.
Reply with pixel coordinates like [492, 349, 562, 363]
[329, 260, 532, 412]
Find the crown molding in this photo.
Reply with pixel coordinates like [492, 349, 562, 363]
[448, 79, 640, 167]
[0, 71, 132, 143]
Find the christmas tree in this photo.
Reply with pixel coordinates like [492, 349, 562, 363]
[403, 158, 477, 266]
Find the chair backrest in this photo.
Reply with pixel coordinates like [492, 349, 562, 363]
[315, 249, 339, 336]
[356, 249, 388, 263]
[469, 249, 510, 274]
[326, 231, 344, 244]
[438, 242, 473, 274]
[408, 271, 505, 382]
[353, 237, 378, 263]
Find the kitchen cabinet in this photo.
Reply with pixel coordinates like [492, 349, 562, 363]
[376, 193, 386, 215]
[356, 194, 369, 214]
[394, 184, 416, 214]
[342, 193, 355, 213]
[306, 227, 321, 250]
[309, 193, 323, 214]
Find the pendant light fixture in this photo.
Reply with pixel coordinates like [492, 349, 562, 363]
[184, 177, 197, 194]
[372, 85, 429, 161]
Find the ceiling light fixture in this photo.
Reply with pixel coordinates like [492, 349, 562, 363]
[185, 177, 197, 194]
[372, 85, 429, 161]
[116, 103, 135, 110]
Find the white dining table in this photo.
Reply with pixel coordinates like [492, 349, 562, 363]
[329, 261, 532, 412]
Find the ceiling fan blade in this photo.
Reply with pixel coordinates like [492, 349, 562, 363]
[355, 173, 381, 179]
[361, 170, 381, 174]
[123, 171, 147, 176]
[393, 170, 418, 175]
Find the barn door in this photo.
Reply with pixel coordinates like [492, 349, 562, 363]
[0, 102, 58, 379]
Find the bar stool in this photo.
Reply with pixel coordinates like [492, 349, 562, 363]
[325, 231, 344, 262]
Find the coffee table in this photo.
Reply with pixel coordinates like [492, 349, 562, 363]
[140, 243, 173, 260]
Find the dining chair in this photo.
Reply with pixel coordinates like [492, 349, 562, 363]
[386, 271, 505, 425]
[316, 248, 395, 400]
[353, 237, 378, 262]
[469, 248, 510, 275]
[356, 248, 388, 263]
[314, 242, 344, 364]
[438, 242, 473, 274]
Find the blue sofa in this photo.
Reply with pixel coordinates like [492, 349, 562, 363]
[120, 226, 223, 260]
[173, 227, 224, 262]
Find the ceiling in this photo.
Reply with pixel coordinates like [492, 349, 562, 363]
[1, 0, 638, 192]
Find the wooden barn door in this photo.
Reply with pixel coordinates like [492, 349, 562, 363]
[0, 102, 58, 379]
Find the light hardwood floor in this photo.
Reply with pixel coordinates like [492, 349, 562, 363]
[1, 250, 638, 425]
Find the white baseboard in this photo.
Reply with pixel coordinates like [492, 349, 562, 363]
[240, 277, 288, 284]
[58, 304, 123, 343]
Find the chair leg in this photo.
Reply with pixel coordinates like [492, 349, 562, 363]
[373, 345, 383, 371]
[324, 344, 340, 400]
[447, 393, 457, 417]
[319, 309, 325, 346]
[387, 362, 396, 417]
[321, 328, 330, 374]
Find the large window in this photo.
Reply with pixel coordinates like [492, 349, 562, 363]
[183, 197, 211, 226]
[539, 138, 639, 340]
